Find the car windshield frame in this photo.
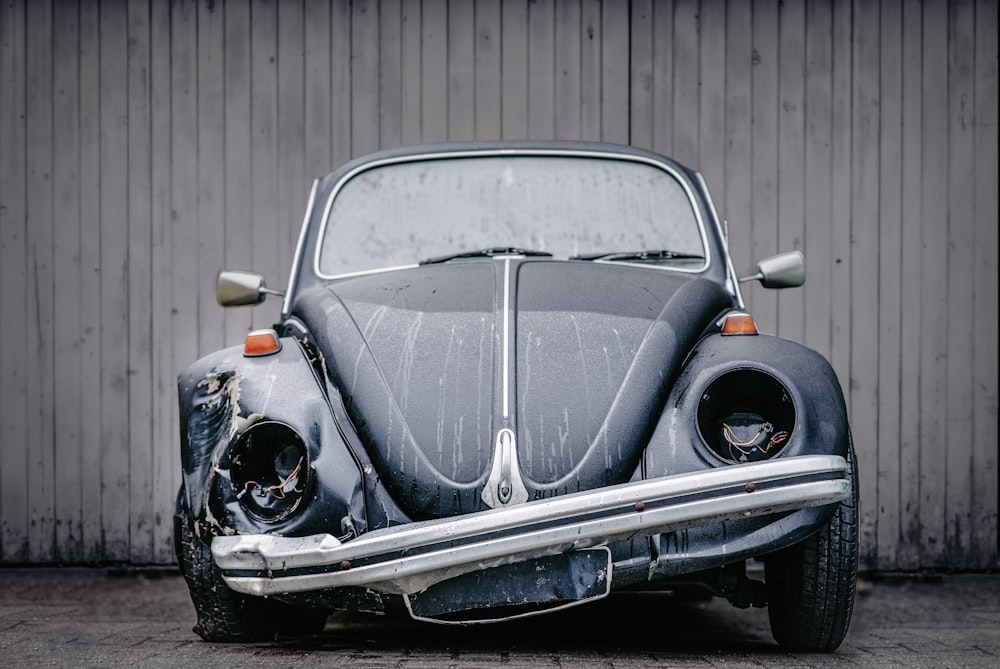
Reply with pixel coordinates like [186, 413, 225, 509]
[311, 148, 714, 281]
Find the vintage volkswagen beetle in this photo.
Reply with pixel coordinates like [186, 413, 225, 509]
[175, 141, 857, 651]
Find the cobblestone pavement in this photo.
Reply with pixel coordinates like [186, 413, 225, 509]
[0, 568, 997, 668]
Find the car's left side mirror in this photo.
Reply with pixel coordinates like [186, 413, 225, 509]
[216, 270, 284, 307]
[739, 251, 805, 289]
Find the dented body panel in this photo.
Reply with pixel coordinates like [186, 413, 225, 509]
[178, 339, 381, 542]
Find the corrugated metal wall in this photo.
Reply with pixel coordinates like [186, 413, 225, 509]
[0, 0, 996, 569]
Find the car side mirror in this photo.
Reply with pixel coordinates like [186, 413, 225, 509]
[216, 270, 284, 307]
[739, 251, 805, 289]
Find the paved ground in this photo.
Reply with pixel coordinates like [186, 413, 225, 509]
[0, 567, 997, 668]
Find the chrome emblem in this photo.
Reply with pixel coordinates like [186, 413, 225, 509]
[482, 428, 529, 508]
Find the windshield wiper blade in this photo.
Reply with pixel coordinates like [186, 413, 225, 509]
[420, 247, 553, 265]
[569, 249, 705, 263]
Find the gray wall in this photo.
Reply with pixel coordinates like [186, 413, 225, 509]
[0, 0, 996, 569]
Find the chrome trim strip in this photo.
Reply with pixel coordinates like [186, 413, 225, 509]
[214, 455, 848, 596]
[313, 148, 713, 280]
[311, 263, 420, 281]
[281, 179, 319, 318]
[502, 257, 511, 418]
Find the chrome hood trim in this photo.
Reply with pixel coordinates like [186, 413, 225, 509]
[213, 454, 848, 596]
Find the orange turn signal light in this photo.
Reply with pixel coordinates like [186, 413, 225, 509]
[244, 329, 282, 357]
[721, 313, 758, 336]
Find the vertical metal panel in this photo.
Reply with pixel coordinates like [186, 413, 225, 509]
[421, 0, 448, 143]
[198, 0, 227, 357]
[896, 0, 923, 570]
[944, 0, 976, 568]
[628, 0, 653, 150]
[166, 0, 201, 562]
[379, 0, 403, 147]
[351, 0, 380, 155]
[775, 0, 805, 344]
[801, 0, 833, 360]
[971, 0, 998, 570]
[553, 0, 582, 140]
[148, 0, 175, 565]
[331, 0, 352, 164]
[919, 0, 950, 567]
[697, 0, 726, 200]
[249, 0, 281, 328]
[722, 0, 752, 275]
[24, 0, 55, 564]
[127, 0, 154, 563]
[304, 0, 333, 175]
[168, 0, 200, 536]
[474, 0, 502, 138]
[399, 0, 421, 145]
[965, 0, 1000, 567]
[0, 0, 996, 570]
[99, 0, 131, 561]
[78, 0, 103, 563]
[0, 0, 29, 562]
[222, 0, 254, 344]
[670, 0, 698, 166]
[501, 0, 528, 137]
[52, 0, 83, 564]
[828, 0, 852, 403]
[748, 0, 779, 331]
[579, 0, 601, 140]
[448, 0, 476, 141]
[875, 0, 903, 571]
[650, 0, 674, 156]
[599, 1, 628, 144]
[277, 0, 306, 275]
[527, 0, 554, 139]
[849, 0, 882, 568]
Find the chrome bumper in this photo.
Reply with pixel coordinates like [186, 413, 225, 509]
[213, 454, 849, 596]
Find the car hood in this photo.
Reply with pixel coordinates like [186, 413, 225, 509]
[294, 259, 732, 520]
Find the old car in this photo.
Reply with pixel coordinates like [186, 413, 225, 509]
[175, 141, 857, 651]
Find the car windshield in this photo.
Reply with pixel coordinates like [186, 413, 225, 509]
[316, 154, 707, 277]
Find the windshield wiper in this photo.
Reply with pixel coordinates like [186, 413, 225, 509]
[420, 247, 553, 265]
[569, 249, 705, 263]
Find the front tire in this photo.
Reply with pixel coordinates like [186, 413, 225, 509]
[174, 487, 328, 642]
[764, 445, 859, 652]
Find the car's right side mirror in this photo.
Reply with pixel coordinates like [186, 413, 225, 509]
[739, 250, 805, 289]
[216, 270, 284, 307]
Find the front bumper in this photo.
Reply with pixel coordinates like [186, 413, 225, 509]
[213, 454, 849, 596]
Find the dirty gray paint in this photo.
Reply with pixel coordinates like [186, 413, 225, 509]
[0, 0, 995, 570]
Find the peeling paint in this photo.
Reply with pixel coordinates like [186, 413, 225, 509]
[197, 371, 244, 440]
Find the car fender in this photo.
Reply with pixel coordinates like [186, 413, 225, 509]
[177, 338, 366, 541]
[648, 332, 849, 476]
[638, 333, 852, 573]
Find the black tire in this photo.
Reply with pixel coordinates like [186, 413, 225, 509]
[174, 487, 328, 642]
[764, 444, 859, 652]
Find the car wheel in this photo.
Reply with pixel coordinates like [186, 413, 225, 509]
[174, 486, 328, 642]
[764, 443, 858, 652]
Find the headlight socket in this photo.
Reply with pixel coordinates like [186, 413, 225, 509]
[230, 421, 311, 521]
[696, 369, 795, 463]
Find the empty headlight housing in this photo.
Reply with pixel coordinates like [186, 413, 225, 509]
[696, 369, 795, 463]
[230, 421, 311, 521]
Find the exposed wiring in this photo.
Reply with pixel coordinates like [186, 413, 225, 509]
[235, 457, 304, 501]
[264, 457, 304, 499]
[722, 421, 772, 447]
[236, 479, 260, 500]
[722, 421, 790, 462]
